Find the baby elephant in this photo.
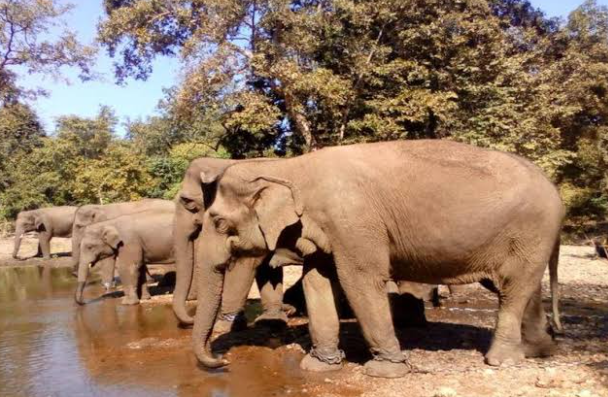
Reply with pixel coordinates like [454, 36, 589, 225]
[75, 209, 174, 305]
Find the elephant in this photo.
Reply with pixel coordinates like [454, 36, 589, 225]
[71, 199, 174, 290]
[172, 157, 295, 330]
[75, 209, 175, 305]
[190, 139, 564, 379]
[13, 206, 78, 260]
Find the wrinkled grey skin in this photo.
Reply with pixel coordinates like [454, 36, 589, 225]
[192, 140, 564, 378]
[75, 209, 175, 306]
[72, 200, 174, 290]
[172, 157, 288, 328]
[13, 206, 78, 260]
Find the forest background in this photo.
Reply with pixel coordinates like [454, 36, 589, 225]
[1, 0, 608, 237]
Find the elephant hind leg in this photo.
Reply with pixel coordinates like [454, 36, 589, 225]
[485, 256, 548, 367]
[139, 265, 151, 300]
[39, 232, 52, 260]
[521, 286, 556, 358]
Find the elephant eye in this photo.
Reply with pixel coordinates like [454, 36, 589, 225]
[214, 218, 232, 234]
[181, 196, 200, 212]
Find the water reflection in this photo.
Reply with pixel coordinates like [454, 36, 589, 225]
[0, 267, 309, 397]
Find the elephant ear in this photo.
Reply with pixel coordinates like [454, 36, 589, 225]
[101, 226, 121, 250]
[251, 177, 303, 251]
[269, 248, 304, 268]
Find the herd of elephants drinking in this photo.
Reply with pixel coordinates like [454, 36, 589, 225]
[11, 140, 564, 379]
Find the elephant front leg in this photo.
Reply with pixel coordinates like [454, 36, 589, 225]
[334, 252, 409, 378]
[98, 257, 116, 292]
[300, 263, 343, 372]
[117, 261, 140, 305]
[39, 232, 52, 260]
[215, 257, 257, 334]
[255, 260, 289, 327]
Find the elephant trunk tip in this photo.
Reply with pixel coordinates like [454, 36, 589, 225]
[75, 282, 86, 305]
[195, 347, 230, 369]
[172, 296, 195, 326]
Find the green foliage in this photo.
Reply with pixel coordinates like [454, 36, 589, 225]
[96, 0, 608, 221]
[0, 103, 44, 190]
[147, 143, 230, 200]
[3, 0, 608, 225]
[72, 142, 157, 204]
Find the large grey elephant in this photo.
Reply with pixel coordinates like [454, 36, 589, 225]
[75, 209, 175, 305]
[172, 157, 294, 330]
[191, 140, 563, 378]
[13, 206, 78, 260]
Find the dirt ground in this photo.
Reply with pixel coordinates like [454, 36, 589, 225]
[2, 235, 607, 397]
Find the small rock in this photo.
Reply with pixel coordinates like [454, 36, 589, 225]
[433, 387, 457, 397]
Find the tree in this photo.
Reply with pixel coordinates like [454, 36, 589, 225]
[55, 106, 117, 159]
[546, 0, 608, 218]
[0, 0, 96, 104]
[98, 0, 566, 153]
[72, 142, 157, 204]
[0, 102, 44, 189]
[0, 107, 120, 218]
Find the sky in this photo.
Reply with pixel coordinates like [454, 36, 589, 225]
[17, 0, 608, 136]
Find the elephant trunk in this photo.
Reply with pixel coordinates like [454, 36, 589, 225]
[74, 260, 90, 305]
[172, 210, 197, 325]
[71, 229, 83, 273]
[12, 226, 23, 259]
[192, 261, 229, 368]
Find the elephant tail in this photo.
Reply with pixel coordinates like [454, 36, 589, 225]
[549, 236, 562, 332]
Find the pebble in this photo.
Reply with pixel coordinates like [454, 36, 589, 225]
[433, 387, 457, 397]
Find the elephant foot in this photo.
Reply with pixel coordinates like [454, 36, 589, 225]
[255, 309, 288, 329]
[121, 296, 140, 305]
[299, 353, 343, 372]
[485, 342, 525, 367]
[523, 337, 557, 358]
[282, 303, 297, 317]
[141, 291, 151, 300]
[103, 282, 114, 293]
[363, 359, 410, 378]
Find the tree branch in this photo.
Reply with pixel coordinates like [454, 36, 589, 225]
[338, 25, 385, 142]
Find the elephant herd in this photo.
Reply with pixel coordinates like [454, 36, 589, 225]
[12, 139, 565, 379]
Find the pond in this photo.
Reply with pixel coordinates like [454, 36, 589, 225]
[0, 266, 310, 397]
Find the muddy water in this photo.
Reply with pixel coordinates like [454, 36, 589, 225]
[0, 266, 309, 397]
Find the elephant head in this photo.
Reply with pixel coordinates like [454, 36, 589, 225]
[171, 158, 239, 325]
[74, 225, 120, 305]
[192, 163, 329, 368]
[13, 210, 44, 259]
[72, 206, 105, 270]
